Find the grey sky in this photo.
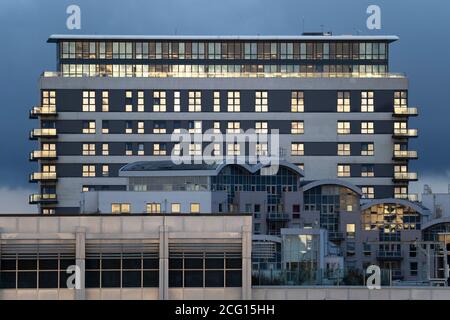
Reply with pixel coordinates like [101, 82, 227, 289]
[0, 0, 449, 211]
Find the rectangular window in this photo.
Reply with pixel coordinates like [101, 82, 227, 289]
[188, 121, 202, 134]
[361, 164, 374, 177]
[153, 143, 167, 156]
[256, 143, 268, 156]
[173, 91, 180, 112]
[255, 122, 268, 134]
[213, 91, 221, 112]
[337, 143, 350, 156]
[189, 144, 202, 156]
[153, 91, 166, 112]
[337, 164, 351, 177]
[171, 203, 181, 213]
[125, 143, 133, 156]
[153, 122, 166, 134]
[102, 120, 109, 134]
[190, 203, 200, 213]
[102, 91, 109, 112]
[102, 143, 109, 156]
[291, 91, 304, 112]
[138, 143, 145, 156]
[102, 165, 109, 177]
[227, 122, 241, 134]
[362, 186, 375, 199]
[82, 91, 96, 112]
[394, 91, 407, 108]
[138, 121, 145, 134]
[337, 121, 350, 135]
[125, 91, 133, 112]
[213, 122, 221, 134]
[82, 121, 96, 134]
[291, 143, 304, 156]
[255, 91, 268, 112]
[361, 122, 374, 134]
[146, 203, 161, 214]
[346, 224, 356, 238]
[361, 143, 374, 156]
[410, 262, 418, 276]
[82, 144, 96, 156]
[188, 91, 201, 112]
[82, 165, 96, 177]
[337, 91, 350, 112]
[213, 143, 221, 156]
[291, 121, 304, 134]
[227, 91, 240, 112]
[137, 91, 145, 112]
[227, 143, 240, 156]
[125, 121, 133, 134]
[111, 203, 130, 214]
[361, 91, 374, 112]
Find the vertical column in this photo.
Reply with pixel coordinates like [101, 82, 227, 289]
[159, 225, 169, 300]
[241, 225, 252, 300]
[75, 227, 86, 300]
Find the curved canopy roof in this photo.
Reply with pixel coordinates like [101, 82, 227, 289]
[301, 179, 363, 196]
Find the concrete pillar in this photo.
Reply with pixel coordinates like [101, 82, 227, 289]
[159, 225, 169, 300]
[241, 225, 252, 300]
[75, 227, 86, 300]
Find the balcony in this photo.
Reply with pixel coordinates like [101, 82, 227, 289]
[29, 150, 57, 161]
[393, 172, 418, 182]
[29, 106, 57, 119]
[393, 150, 418, 160]
[29, 128, 57, 140]
[393, 128, 418, 138]
[29, 172, 57, 182]
[393, 107, 418, 117]
[394, 193, 419, 202]
[376, 250, 402, 260]
[29, 194, 57, 204]
[266, 213, 290, 221]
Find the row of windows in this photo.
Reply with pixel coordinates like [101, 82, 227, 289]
[337, 164, 410, 178]
[110, 202, 200, 214]
[59, 63, 389, 77]
[80, 120, 409, 135]
[60, 41, 388, 61]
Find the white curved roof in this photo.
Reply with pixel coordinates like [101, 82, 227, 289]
[301, 179, 363, 196]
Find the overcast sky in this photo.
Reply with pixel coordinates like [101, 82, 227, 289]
[0, 0, 449, 212]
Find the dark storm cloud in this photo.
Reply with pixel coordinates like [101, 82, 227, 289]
[0, 0, 449, 201]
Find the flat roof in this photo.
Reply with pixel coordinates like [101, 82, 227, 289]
[48, 34, 399, 43]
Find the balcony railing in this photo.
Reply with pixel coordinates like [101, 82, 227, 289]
[29, 193, 57, 204]
[376, 250, 402, 260]
[393, 172, 418, 181]
[29, 106, 57, 118]
[393, 129, 418, 138]
[29, 128, 57, 140]
[42, 70, 407, 79]
[393, 150, 418, 160]
[393, 107, 418, 117]
[29, 150, 57, 161]
[266, 213, 290, 221]
[29, 172, 57, 182]
[394, 193, 419, 202]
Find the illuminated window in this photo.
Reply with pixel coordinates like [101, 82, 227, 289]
[213, 91, 221, 112]
[82, 144, 96, 156]
[291, 143, 304, 156]
[227, 91, 240, 112]
[255, 122, 268, 134]
[291, 91, 304, 112]
[361, 91, 374, 112]
[291, 121, 304, 134]
[394, 91, 407, 108]
[255, 91, 268, 112]
[337, 143, 350, 156]
[138, 143, 145, 156]
[171, 203, 181, 213]
[227, 122, 241, 133]
[395, 187, 408, 199]
[188, 121, 202, 134]
[153, 91, 166, 112]
[102, 91, 109, 112]
[125, 121, 133, 134]
[125, 143, 133, 156]
[82, 91, 95, 112]
[361, 164, 374, 177]
[213, 143, 221, 156]
[153, 122, 166, 134]
[188, 91, 201, 112]
[111, 203, 130, 214]
[361, 143, 374, 156]
[102, 165, 109, 177]
[337, 121, 350, 134]
[153, 143, 167, 156]
[173, 143, 181, 156]
[337, 91, 350, 112]
[102, 143, 109, 156]
[42, 91, 56, 113]
[361, 122, 374, 134]
[227, 143, 241, 156]
[82, 121, 96, 134]
[173, 91, 180, 112]
[137, 91, 145, 112]
[82, 165, 96, 177]
[337, 165, 351, 177]
[213, 121, 221, 134]
[102, 120, 109, 134]
[256, 143, 268, 156]
[189, 143, 202, 156]
[190, 203, 200, 213]
[394, 122, 408, 133]
[138, 121, 145, 134]
[362, 186, 375, 199]
[346, 224, 356, 238]
[146, 203, 161, 214]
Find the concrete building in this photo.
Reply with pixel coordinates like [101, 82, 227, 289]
[30, 34, 418, 214]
